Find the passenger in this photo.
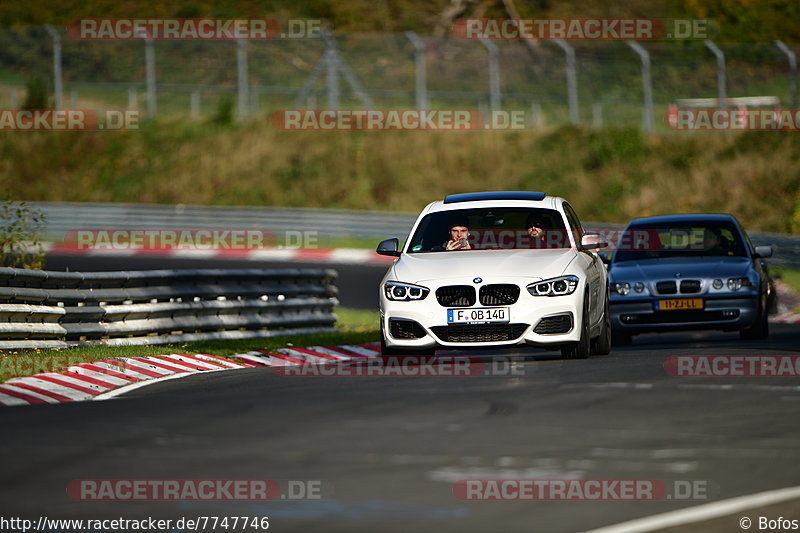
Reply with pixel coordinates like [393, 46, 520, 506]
[526, 213, 548, 248]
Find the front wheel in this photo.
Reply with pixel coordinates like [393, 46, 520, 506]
[590, 295, 612, 356]
[562, 296, 590, 359]
[740, 297, 769, 340]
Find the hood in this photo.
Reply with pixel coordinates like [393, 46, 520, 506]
[609, 256, 752, 282]
[392, 249, 578, 283]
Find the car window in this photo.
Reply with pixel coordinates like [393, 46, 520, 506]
[406, 208, 569, 252]
[613, 221, 748, 262]
[562, 202, 584, 246]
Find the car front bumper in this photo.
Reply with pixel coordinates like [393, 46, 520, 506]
[609, 294, 759, 334]
[381, 282, 586, 350]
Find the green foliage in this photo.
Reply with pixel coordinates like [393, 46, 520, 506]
[0, 200, 47, 269]
[211, 94, 234, 126]
[583, 128, 648, 171]
[22, 76, 48, 109]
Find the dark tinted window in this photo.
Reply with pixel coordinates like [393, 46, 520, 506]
[407, 208, 570, 252]
[613, 220, 747, 262]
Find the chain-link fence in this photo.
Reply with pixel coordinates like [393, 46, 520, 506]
[0, 26, 797, 131]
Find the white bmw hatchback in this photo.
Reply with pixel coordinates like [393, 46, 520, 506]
[377, 191, 611, 359]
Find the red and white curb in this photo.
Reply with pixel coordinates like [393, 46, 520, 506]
[42, 243, 394, 265]
[770, 313, 800, 324]
[0, 343, 381, 407]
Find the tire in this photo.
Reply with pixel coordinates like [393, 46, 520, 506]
[590, 295, 612, 356]
[562, 295, 590, 359]
[740, 297, 769, 340]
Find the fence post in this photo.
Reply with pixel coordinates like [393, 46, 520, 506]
[237, 39, 249, 120]
[480, 38, 501, 116]
[530, 100, 542, 127]
[592, 102, 603, 128]
[128, 87, 137, 110]
[325, 42, 339, 109]
[405, 32, 428, 109]
[704, 40, 727, 108]
[144, 37, 157, 116]
[43, 26, 63, 109]
[553, 39, 579, 125]
[626, 40, 654, 133]
[775, 40, 797, 109]
[190, 91, 200, 118]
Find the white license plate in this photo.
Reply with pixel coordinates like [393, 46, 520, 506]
[447, 307, 509, 324]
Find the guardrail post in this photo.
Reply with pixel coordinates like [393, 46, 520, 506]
[626, 40, 654, 133]
[43, 25, 63, 110]
[704, 40, 727, 108]
[554, 39, 579, 125]
[405, 32, 428, 110]
[775, 40, 797, 109]
[479, 38, 501, 116]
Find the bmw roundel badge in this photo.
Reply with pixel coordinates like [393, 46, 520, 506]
[473, 277, 483, 284]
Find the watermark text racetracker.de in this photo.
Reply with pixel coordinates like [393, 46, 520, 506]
[0, 110, 138, 131]
[667, 107, 800, 131]
[62, 229, 319, 250]
[0, 354, 88, 379]
[454, 479, 716, 501]
[664, 355, 800, 377]
[271, 109, 565, 131]
[68, 18, 324, 40]
[453, 18, 715, 40]
[67, 478, 324, 501]
[272, 356, 525, 377]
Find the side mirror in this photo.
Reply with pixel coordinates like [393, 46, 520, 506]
[580, 232, 608, 251]
[754, 245, 773, 258]
[376, 238, 401, 257]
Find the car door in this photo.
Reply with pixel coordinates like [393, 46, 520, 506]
[563, 203, 604, 327]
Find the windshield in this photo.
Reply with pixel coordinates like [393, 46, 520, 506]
[406, 208, 571, 253]
[613, 220, 747, 262]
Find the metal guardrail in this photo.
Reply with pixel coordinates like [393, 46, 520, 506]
[0, 267, 338, 350]
[28, 202, 800, 268]
[30, 202, 417, 240]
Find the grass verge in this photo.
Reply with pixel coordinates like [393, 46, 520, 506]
[0, 307, 380, 383]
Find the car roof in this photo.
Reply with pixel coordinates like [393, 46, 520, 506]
[627, 213, 738, 226]
[423, 191, 563, 215]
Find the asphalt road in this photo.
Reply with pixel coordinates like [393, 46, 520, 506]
[1, 322, 799, 532]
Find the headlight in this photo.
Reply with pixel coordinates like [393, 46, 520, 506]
[611, 282, 631, 296]
[384, 281, 429, 301]
[727, 277, 752, 291]
[527, 275, 579, 297]
[712, 279, 723, 289]
[633, 282, 645, 293]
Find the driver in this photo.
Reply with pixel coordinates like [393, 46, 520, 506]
[445, 221, 472, 251]
[703, 227, 726, 254]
